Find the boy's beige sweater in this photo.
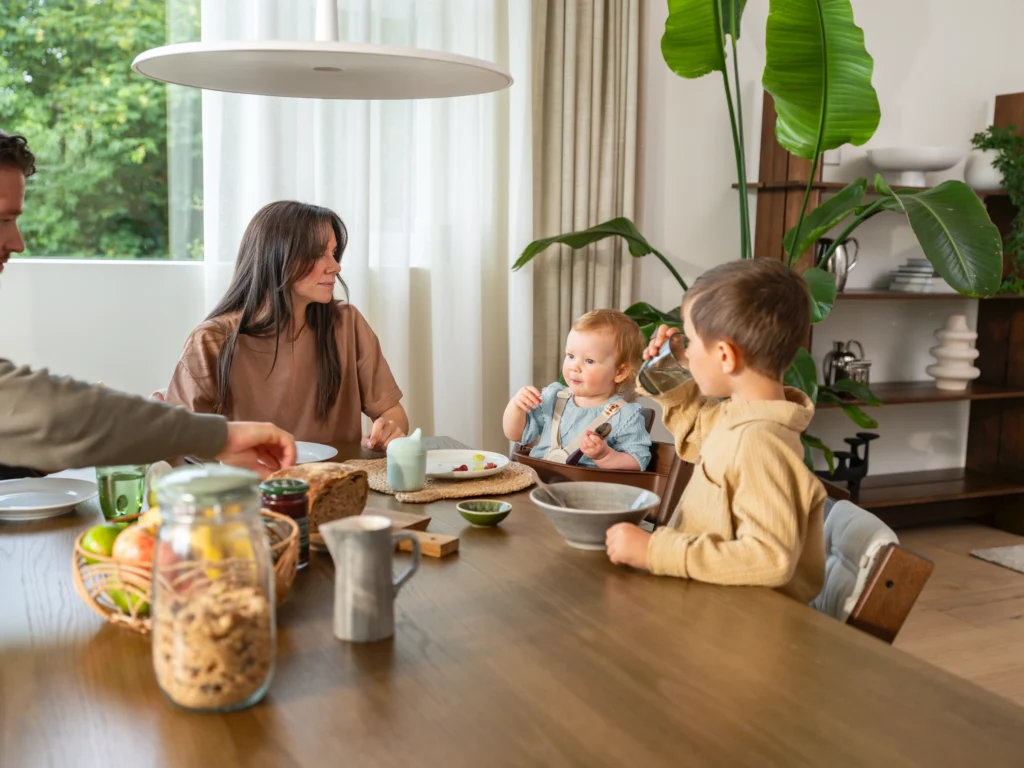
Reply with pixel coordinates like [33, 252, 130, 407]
[645, 380, 826, 603]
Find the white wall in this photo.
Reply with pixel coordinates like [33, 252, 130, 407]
[0, 260, 206, 397]
[637, 0, 1024, 472]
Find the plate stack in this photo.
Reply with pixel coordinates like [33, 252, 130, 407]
[888, 258, 956, 293]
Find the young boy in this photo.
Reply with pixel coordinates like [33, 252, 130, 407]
[605, 259, 826, 603]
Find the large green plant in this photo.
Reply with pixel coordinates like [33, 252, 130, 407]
[972, 126, 1024, 293]
[513, 0, 1004, 471]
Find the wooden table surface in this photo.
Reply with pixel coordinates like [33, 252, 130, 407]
[4, 440, 1024, 767]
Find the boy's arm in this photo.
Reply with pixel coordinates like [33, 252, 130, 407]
[638, 378, 723, 464]
[646, 429, 824, 585]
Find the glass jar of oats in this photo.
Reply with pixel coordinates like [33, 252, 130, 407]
[152, 465, 276, 713]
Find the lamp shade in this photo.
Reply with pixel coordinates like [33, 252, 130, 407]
[131, 40, 513, 100]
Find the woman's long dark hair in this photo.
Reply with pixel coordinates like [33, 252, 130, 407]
[207, 200, 349, 420]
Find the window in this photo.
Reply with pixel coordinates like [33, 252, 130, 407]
[0, 0, 202, 259]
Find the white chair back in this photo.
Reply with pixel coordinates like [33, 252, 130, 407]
[811, 500, 899, 621]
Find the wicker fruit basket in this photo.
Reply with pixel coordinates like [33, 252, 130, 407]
[72, 510, 299, 634]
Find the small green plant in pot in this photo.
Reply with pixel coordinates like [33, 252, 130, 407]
[514, 0, 1004, 471]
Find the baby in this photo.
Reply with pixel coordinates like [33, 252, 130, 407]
[503, 309, 652, 470]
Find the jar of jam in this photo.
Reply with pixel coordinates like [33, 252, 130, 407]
[259, 479, 310, 569]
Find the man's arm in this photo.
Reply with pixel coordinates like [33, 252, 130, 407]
[0, 359, 228, 471]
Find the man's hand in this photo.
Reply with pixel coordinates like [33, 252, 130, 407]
[217, 422, 297, 478]
[362, 417, 406, 451]
[580, 430, 611, 461]
[513, 385, 542, 413]
[606, 523, 652, 570]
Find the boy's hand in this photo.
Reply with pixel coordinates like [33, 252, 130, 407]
[580, 430, 611, 460]
[606, 523, 652, 570]
[513, 385, 542, 413]
[643, 324, 682, 360]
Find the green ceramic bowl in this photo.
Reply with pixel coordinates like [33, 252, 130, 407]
[456, 499, 512, 527]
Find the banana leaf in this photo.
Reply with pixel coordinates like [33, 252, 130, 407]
[877, 181, 1003, 296]
[802, 433, 835, 474]
[763, 0, 880, 159]
[783, 178, 867, 261]
[802, 266, 837, 324]
[662, 0, 726, 79]
[784, 347, 818, 404]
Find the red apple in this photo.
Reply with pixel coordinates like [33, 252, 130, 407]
[111, 525, 156, 566]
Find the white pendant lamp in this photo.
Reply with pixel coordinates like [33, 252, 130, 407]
[131, 0, 513, 100]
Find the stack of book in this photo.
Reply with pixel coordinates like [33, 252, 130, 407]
[888, 258, 956, 293]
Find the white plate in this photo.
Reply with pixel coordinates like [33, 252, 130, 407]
[296, 441, 339, 464]
[426, 449, 509, 480]
[0, 477, 99, 522]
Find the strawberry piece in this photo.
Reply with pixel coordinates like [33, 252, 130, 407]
[484, 463, 497, 469]
[453, 465, 469, 472]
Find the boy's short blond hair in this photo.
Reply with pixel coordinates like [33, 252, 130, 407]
[683, 258, 810, 379]
[572, 309, 646, 378]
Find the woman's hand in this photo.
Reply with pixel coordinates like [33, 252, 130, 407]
[643, 324, 682, 360]
[362, 417, 405, 451]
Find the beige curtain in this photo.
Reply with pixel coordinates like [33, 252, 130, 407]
[531, 0, 641, 383]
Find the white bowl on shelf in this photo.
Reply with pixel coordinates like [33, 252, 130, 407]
[866, 147, 965, 187]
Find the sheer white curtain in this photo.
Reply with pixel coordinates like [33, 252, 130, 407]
[201, 0, 533, 451]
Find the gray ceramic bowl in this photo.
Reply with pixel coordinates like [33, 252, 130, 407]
[530, 482, 660, 551]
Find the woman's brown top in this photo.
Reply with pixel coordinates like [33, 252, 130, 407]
[167, 303, 402, 444]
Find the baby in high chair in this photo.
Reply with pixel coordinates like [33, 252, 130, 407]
[502, 309, 652, 471]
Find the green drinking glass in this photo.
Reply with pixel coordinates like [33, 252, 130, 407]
[96, 464, 147, 520]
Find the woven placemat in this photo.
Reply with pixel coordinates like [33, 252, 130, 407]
[341, 459, 535, 503]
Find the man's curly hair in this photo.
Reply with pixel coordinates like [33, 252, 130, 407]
[0, 131, 36, 177]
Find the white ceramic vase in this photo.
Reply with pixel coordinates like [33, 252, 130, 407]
[964, 149, 1003, 191]
[926, 314, 980, 391]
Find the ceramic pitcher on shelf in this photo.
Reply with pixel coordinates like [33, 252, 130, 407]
[815, 237, 859, 293]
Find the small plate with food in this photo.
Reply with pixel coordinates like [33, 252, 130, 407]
[426, 450, 509, 480]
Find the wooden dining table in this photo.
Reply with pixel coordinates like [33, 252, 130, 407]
[4, 437, 1024, 767]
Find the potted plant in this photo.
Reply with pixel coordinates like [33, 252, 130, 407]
[971, 126, 1024, 294]
[513, 0, 1004, 470]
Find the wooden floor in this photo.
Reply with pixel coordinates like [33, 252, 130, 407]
[895, 522, 1024, 707]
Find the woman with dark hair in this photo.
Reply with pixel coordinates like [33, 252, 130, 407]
[166, 201, 408, 450]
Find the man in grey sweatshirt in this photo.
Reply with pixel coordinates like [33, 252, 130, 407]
[0, 131, 295, 476]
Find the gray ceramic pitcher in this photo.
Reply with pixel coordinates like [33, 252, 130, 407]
[320, 515, 421, 643]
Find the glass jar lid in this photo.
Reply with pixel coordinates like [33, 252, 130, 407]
[259, 478, 310, 496]
[156, 464, 261, 510]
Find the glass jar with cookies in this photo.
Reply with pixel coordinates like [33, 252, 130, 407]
[152, 465, 276, 713]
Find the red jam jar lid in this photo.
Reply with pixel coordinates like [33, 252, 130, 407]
[258, 478, 310, 496]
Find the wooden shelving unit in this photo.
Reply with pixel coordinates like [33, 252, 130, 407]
[833, 290, 1024, 301]
[857, 468, 1024, 510]
[817, 381, 1024, 408]
[735, 180, 1009, 197]
[749, 91, 1024, 529]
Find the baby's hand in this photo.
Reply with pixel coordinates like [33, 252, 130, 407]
[643, 324, 682, 360]
[606, 523, 652, 570]
[513, 385, 542, 413]
[580, 430, 611, 460]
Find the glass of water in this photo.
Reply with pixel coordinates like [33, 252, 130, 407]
[637, 333, 691, 395]
[96, 464, 147, 520]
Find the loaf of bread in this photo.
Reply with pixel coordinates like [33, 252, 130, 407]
[266, 462, 369, 534]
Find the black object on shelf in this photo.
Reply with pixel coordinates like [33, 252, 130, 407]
[816, 432, 880, 503]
